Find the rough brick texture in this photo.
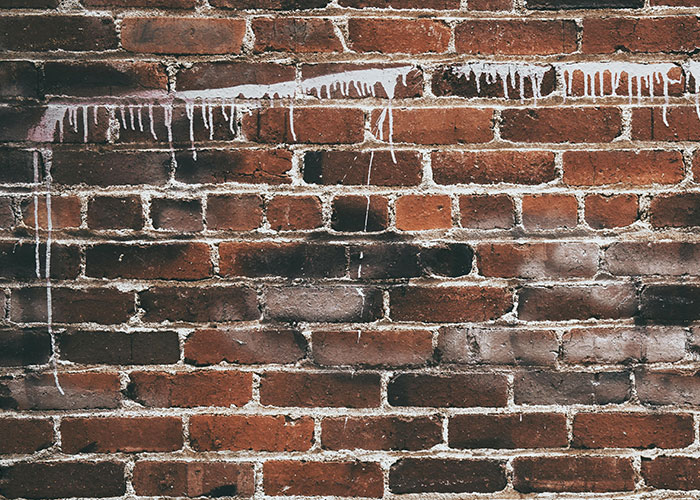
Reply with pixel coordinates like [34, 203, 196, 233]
[2, 0, 700, 498]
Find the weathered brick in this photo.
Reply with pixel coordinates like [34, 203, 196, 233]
[478, 242, 598, 278]
[585, 194, 638, 229]
[189, 415, 313, 451]
[312, 329, 434, 367]
[519, 285, 637, 321]
[562, 327, 686, 364]
[342, 0, 456, 7]
[87, 196, 144, 230]
[639, 285, 700, 324]
[390, 459, 506, 493]
[515, 371, 631, 405]
[0, 372, 121, 410]
[373, 108, 493, 144]
[388, 373, 508, 407]
[331, 195, 389, 232]
[455, 20, 577, 54]
[51, 150, 170, 186]
[390, 286, 512, 322]
[44, 62, 167, 97]
[264, 461, 383, 497]
[61, 417, 182, 453]
[433, 151, 556, 185]
[438, 327, 558, 365]
[265, 286, 383, 322]
[151, 198, 202, 231]
[207, 194, 263, 231]
[301, 64, 423, 99]
[86, 243, 211, 280]
[122, 17, 245, 54]
[347, 243, 468, 279]
[177, 62, 294, 92]
[632, 107, 700, 141]
[502, 108, 622, 143]
[636, 371, 700, 405]
[86, 0, 195, 6]
[459, 195, 515, 229]
[140, 286, 259, 323]
[0, 148, 36, 183]
[582, 17, 700, 53]
[267, 196, 323, 230]
[244, 107, 364, 144]
[177, 150, 291, 185]
[0, 462, 125, 499]
[0, 62, 39, 99]
[572, 412, 694, 449]
[0, 16, 118, 51]
[0, 329, 51, 367]
[11, 287, 134, 324]
[322, 416, 442, 450]
[304, 150, 422, 186]
[563, 150, 683, 186]
[21, 196, 81, 230]
[348, 19, 450, 54]
[527, 0, 641, 9]
[395, 195, 452, 230]
[253, 18, 341, 53]
[0, 418, 54, 454]
[650, 193, 700, 228]
[642, 457, 700, 490]
[433, 65, 556, 99]
[261, 372, 381, 407]
[60, 330, 180, 365]
[606, 242, 700, 276]
[185, 328, 306, 365]
[513, 457, 635, 492]
[0, 242, 79, 280]
[133, 461, 255, 498]
[449, 413, 567, 448]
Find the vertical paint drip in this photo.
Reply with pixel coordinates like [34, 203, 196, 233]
[148, 104, 158, 140]
[684, 61, 700, 119]
[32, 151, 41, 279]
[452, 62, 550, 102]
[81, 106, 88, 143]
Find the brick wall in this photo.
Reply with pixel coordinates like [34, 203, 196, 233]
[2, 0, 700, 497]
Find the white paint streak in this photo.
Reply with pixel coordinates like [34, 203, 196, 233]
[684, 60, 700, 119]
[452, 62, 551, 102]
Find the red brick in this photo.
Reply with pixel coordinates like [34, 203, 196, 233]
[390, 459, 506, 493]
[0, 197, 13, 228]
[388, 373, 508, 407]
[331, 195, 389, 232]
[522, 194, 578, 230]
[469, 0, 511, 8]
[563, 150, 683, 186]
[219, 242, 346, 278]
[86, 243, 211, 280]
[176, 149, 292, 185]
[650, 193, 700, 227]
[373, 108, 493, 145]
[244, 107, 364, 144]
[348, 19, 450, 54]
[459, 195, 515, 229]
[178, 62, 294, 92]
[0, 328, 51, 367]
[122, 17, 245, 54]
[264, 461, 383, 497]
[642, 457, 700, 490]
[585, 194, 638, 229]
[396, 195, 452, 230]
[322, 416, 442, 450]
[185, 328, 306, 365]
[88, 196, 144, 230]
[518, 285, 637, 321]
[61, 417, 182, 453]
[566, 65, 684, 97]
[449, 413, 567, 449]
[583, 16, 700, 53]
[140, 286, 259, 323]
[267, 196, 323, 230]
[60, 330, 180, 365]
[438, 327, 558, 365]
[433, 65, 556, 99]
[44, 61, 167, 97]
[513, 457, 635, 492]
[605, 242, 700, 276]
[151, 198, 203, 231]
[636, 371, 700, 405]
[207, 195, 263, 231]
[502, 108, 622, 143]
[11, 287, 134, 324]
[0, 418, 53, 453]
[0, 16, 118, 51]
[190, 415, 313, 451]
[0, 372, 121, 410]
[127, 371, 252, 407]
[433, 151, 555, 185]
[633, 107, 700, 141]
[253, 18, 341, 53]
[304, 150, 422, 186]
[515, 371, 631, 405]
[342, 0, 456, 7]
[260, 371, 381, 407]
[390, 286, 512, 322]
[0, 61, 39, 99]
[301, 64, 423, 99]
[312, 329, 434, 367]
[87, 0, 195, 6]
[478, 242, 598, 278]
[133, 461, 255, 497]
[0, 462, 125, 499]
[21, 196, 81, 229]
[52, 150, 170, 186]
[573, 412, 694, 449]
[455, 20, 577, 54]
[214, 0, 328, 7]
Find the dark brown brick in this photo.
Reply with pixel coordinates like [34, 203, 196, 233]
[140, 286, 259, 323]
[322, 416, 442, 450]
[185, 328, 306, 365]
[260, 372, 381, 407]
[390, 459, 506, 494]
[388, 373, 508, 407]
[133, 461, 255, 498]
[515, 371, 631, 405]
[60, 331, 180, 365]
[450, 413, 567, 449]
